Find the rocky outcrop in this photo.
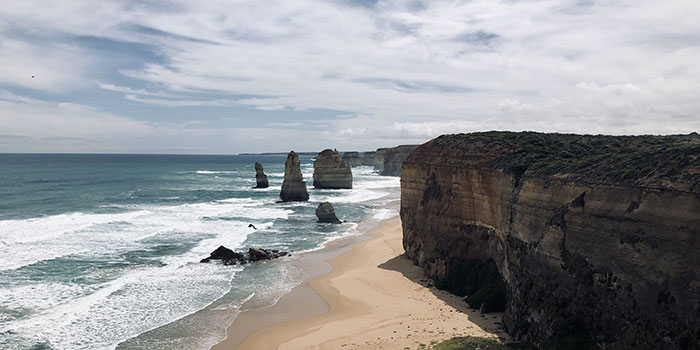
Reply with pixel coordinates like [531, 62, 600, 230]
[254, 162, 269, 188]
[381, 145, 419, 176]
[342, 151, 362, 167]
[200, 246, 247, 265]
[313, 149, 352, 189]
[316, 202, 342, 224]
[201, 246, 289, 265]
[248, 248, 289, 262]
[280, 151, 309, 201]
[401, 132, 700, 349]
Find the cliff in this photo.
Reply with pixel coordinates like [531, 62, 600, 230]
[253, 162, 269, 188]
[381, 145, 419, 176]
[373, 148, 388, 172]
[401, 132, 700, 349]
[342, 151, 362, 167]
[280, 151, 309, 201]
[361, 151, 377, 166]
[313, 149, 353, 189]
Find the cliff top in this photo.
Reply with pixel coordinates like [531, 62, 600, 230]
[410, 131, 700, 191]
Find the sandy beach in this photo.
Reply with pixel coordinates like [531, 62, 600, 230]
[213, 217, 506, 350]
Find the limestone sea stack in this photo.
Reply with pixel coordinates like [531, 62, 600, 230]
[254, 162, 269, 188]
[280, 151, 309, 201]
[401, 131, 700, 349]
[315, 202, 342, 224]
[313, 149, 352, 189]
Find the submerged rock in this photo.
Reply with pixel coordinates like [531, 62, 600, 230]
[248, 248, 289, 262]
[254, 162, 269, 188]
[200, 246, 247, 265]
[280, 151, 309, 201]
[316, 202, 342, 224]
[313, 149, 352, 189]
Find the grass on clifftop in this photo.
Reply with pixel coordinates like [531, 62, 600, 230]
[437, 131, 700, 190]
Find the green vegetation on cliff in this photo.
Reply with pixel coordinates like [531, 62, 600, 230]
[427, 336, 515, 350]
[430, 131, 700, 190]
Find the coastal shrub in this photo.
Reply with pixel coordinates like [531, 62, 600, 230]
[431, 336, 515, 350]
[442, 131, 700, 191]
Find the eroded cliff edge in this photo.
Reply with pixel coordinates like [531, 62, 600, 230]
[400, 132, 700, 349]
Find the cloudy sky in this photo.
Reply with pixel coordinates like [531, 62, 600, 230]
[1, 0, 699, 153]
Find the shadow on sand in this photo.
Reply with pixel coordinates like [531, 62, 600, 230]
[377, 253, 508, 342]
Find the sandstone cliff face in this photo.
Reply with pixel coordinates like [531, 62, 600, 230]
[254, 162, 269, 188]
[401, 132, 700, 349]
[313, 149, 352, 189]
[280, 151, 309, 201]
[361, 151, 377, 166]
[373, 148, 388, 172]
[381, 145, 419, 176]
[342, 151, 362, 167]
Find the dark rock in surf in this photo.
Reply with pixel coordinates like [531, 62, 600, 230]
[200, 246, 247, 265]
[248, 248, 289, 262]
[316, 202, 342, 224]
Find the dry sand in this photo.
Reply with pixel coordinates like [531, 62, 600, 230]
[213, 217, 506, 350]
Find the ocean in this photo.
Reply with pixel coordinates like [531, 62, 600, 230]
[0, 153, 400, 350]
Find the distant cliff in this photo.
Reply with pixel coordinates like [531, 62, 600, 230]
[381, 145, 419, 176]
[401, 132, 700, 349]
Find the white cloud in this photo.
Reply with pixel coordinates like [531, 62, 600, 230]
[1, 0, 699, 152]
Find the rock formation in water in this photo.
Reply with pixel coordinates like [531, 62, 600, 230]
[313, 149, 353, 189]
[254, 162, 269, 188]
[381, 145, 419, 176]
[200, 246, 247, 265]
[401, 132, 700, 349]
[200, 246, 289, 264]
[248, 248, 289, 262]
[316, 202, 342, 224]
[280, 151, 309, 201]
[342, 151, 362, 167]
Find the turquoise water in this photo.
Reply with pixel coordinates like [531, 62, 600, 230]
[0, 154, 399, 350]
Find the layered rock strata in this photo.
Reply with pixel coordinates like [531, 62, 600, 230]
[361, 151, 377, 166]
[316, 202, 342, 224]
[280, 151, 309, 201]
[381, 145, 419, 176]
[313, 149, 353, 189]
[254, 162, 269, 188]
[342, 151, 362, 167]
[373, 148, 388, 172]
[401, 132, 700, 349]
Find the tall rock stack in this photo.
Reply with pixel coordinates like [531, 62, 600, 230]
[253, 162, 269, 188]
[280, 151, 309, 201]
[313, 149, 353, 189]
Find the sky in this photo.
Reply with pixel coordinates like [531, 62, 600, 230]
[1, 0, 699, 154]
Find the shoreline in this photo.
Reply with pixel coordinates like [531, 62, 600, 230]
[212, 216, 506, 350]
